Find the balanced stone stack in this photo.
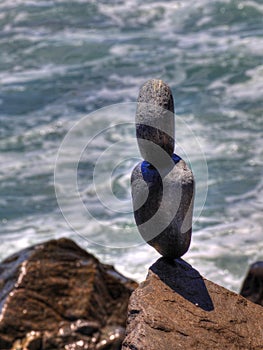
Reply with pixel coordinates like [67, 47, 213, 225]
[124, 80, 263, 350]
[131, 79, 195, 258]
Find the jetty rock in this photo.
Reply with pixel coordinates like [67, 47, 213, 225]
[122, 258, 263, 350]
[0, 238, 137, 350]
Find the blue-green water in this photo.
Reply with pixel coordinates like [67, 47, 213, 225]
[0, 0, 262, 291]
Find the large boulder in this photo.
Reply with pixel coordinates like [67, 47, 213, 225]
[122, 258, 263, 350]
[0, 238, 137, 350]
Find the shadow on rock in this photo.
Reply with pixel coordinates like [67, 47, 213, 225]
[150, 257, 214, 311]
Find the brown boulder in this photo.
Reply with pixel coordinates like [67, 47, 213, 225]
[240, 261, 263, 306]
[0, 238, 137, 350]
[122, 258, 263, 350]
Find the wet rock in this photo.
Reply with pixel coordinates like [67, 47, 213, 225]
[0, 238, 137, 350]
[122, 258, 263, 350]
[240, 261, 263, 306]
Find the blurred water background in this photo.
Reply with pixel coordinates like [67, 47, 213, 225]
[0, 0, 262, 291]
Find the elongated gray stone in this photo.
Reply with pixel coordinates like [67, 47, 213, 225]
[136, 79, 174, 165]
[131, 79, 195, 259]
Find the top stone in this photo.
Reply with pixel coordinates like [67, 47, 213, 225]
[136, 79, 175, 165]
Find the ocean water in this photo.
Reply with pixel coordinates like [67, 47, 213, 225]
[0, 0, 262, 292]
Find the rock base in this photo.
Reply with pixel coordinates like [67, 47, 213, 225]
[122, 258, 263, 350]
[0, 238, 137, 350]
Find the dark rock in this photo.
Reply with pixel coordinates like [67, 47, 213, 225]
[240, 261, 263, 306]
[122, 258, 263, 350]
[0, 238, 137, 350]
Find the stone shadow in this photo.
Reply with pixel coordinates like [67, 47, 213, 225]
[150, 257, 214, 311]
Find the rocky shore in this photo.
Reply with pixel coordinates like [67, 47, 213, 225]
[0, 238, 262, 350]
[0, 238, 137, 350]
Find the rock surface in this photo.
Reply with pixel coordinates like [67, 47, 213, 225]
[122, 258, 263, 350]
[240, 261, 263, 306]
[0, 238, 137, 350]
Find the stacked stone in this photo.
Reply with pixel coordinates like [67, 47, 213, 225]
[131, 79, 195, 259]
